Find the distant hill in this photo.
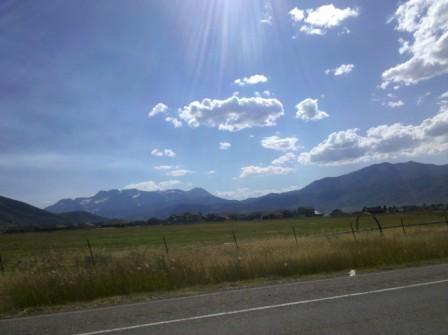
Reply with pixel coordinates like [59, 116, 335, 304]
[0, 196, 70, 231]
[46, 188, 241, 220]
[45, 161, 448, 219]
[0, 196, 110, 232]
[240, 161, 448, 212]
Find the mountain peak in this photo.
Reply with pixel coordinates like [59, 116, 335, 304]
[188, 187, 210, 194]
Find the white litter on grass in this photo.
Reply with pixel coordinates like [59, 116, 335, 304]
[349, 269, 356, 277]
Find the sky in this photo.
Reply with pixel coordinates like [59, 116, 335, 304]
[1, 0, 448, 207]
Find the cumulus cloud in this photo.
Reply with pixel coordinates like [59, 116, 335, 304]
[234, 74, 268, 86]
[240, 165, 293, 178]
[295, 98, 329, 121]
[261, 136, 299, 152]
[387, 100, 405, 108]
[289, 7, 305, 22]
[272, 152, 296, 166]
[178, 95, 284, 132]
[151, 148, 176, 158]
[305, 4, 359, 28]
[299, 105, 448, 165]
[381, 0, 448, 88]
[165, 117, 183, 128]
[290, 4, 359, 35]
[219, 142, 232, 150]
[165, 169, 194, 177]
[148, 103, 168, 118]
[123, 180, 181, 192]
[325, 64, 355, 76]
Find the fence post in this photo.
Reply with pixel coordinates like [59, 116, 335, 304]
[0, 254, 4, 274]
[350, 222, 357, 241]
[292, 227, 298, 246]
[372, 215, 383, 236]
[86, 239, 95, 266]
[162, 235, 170, 256]
[231, 231, 239, 251]
[400, 217, 406, 234]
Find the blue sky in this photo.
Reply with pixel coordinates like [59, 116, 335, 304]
[1, 0, 448, 207]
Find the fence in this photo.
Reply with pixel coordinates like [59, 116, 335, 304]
[317, 216, 448, 240]
[1, 215, 447, 274]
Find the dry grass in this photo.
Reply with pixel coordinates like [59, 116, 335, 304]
[1, 226, 447, 313]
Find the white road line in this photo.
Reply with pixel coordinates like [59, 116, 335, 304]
[3, 264, 446, 322]
[75, 278, 448, 335]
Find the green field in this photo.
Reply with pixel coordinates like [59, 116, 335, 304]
[1, 212, 445, 260]
[0, 212, 447, 315]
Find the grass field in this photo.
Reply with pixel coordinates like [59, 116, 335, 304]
[0, 212, 447, 314]
[1, 212, 445, 259]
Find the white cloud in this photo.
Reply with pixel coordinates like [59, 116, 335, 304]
[234, 74, 268, 86]
[208, 170, 216, 175]
[272, 152, 296, 166]
[387, 100, 405, 108]
[216, 185, 299, 200]
[219, 142, 232, 150]
[263, 90, 272, 97]
[260, 1, 273, 25]
[240, 165, 294, 178]
[326, 64, 355, 76]
[440, 91, 448, 100]
[153, 165, 178, 171]
[255, 90, 272, 98]
[300, 26, 325, 35]
[305, 4, 359, 28]
[165, 117, 183, 128]
[148, 103, 168, 118]
[260, 16, 272, 25]
[290, 4, 359, 35]
[295, 98, 329, 121]
[261, 136, 299, 152]
[178, 95, 284, 132]
[381, 0, 448, 88]
[123, 180, 181, 192]
[299, 105, 448, 165]
[339, 27, 351, 35]
[289, 7, 305, 22]
[417, 92, 431, 104]
[165, 169, 194, 177]
[151, 148, 176, 158]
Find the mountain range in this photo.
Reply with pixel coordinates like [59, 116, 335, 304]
[45, 161, 448, 220]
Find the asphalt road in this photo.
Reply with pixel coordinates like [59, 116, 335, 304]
[1, 263, 448, 335]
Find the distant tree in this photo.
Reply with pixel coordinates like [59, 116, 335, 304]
[147, 218, 161, 225]
[282, 210, 294, 218]
[296, 207, 315, 217]
[329, 209, 347, 217]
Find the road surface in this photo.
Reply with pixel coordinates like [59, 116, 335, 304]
[1, 263, 447, 335]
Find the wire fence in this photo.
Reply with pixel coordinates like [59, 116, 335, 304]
[320, 217, 448, 240]
[1, 214, 448, 274]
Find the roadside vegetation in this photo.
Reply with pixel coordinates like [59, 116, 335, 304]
[0, 212, 447, 314]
